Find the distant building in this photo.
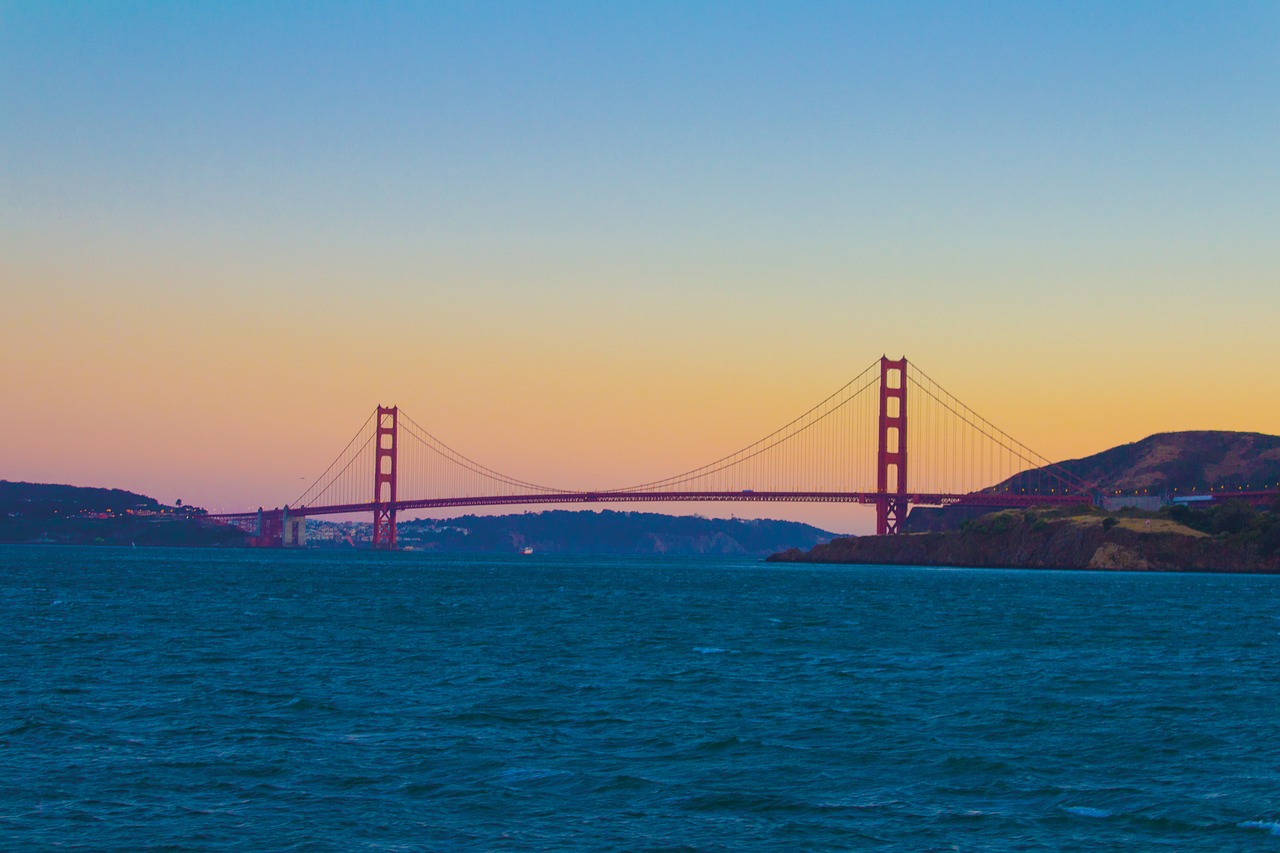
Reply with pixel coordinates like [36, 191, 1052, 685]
[1101, 495, 1166, 512]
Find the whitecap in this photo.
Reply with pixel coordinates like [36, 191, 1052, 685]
[1239, 820, 1280, 836]
[1063, 806, 1110, 818]
[693, 647, 726, 654]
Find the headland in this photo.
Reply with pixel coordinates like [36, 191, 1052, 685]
[768, 503, 1280, 572]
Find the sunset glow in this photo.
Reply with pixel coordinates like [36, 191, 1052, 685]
[3, 3, 1277, 533]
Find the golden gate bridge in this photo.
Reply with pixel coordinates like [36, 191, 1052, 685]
[208, 356, 1110, 547]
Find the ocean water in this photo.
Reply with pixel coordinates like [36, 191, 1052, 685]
[3, 546, 1280, 851]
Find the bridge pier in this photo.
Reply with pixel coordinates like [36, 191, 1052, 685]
[250, 506, 283, 547]
[282, 508, 306, 547]
[876, 495, 909, 536]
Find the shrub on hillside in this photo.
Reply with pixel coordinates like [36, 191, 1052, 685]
[1211, 500, 1257, 536]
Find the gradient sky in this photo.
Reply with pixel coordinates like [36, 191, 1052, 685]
[3, 2, 1278, 532]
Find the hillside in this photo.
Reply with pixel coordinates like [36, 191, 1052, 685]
[771, 503, 1280, 573]
[1030, 430, 1280, 494]
[313, 510, 837, 557]
[774, 429, 1280, 572]
[906, 430, 1280, 533]
[0, 480, 241, 546]
[0, 480, 162, 516]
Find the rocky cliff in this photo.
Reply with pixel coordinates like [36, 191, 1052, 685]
[770, 512, 1280, 573]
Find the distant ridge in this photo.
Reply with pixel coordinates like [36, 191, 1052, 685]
[314, 509, 838, 557]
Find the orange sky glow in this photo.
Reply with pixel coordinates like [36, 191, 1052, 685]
[3, 5, 1277, 534]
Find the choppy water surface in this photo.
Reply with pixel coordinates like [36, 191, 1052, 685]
[3, 546, 1280, 851]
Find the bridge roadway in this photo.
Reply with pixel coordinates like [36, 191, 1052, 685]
[206, 490, 1095, 524]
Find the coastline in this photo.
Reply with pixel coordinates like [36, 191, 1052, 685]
[768, 513, 1280, 573]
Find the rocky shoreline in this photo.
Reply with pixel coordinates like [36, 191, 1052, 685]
[768, 513, 1280, 573]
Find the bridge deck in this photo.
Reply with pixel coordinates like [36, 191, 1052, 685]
[207, 490, 1093, 523]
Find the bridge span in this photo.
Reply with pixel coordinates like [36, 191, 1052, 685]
[207, 356, 1106, 547]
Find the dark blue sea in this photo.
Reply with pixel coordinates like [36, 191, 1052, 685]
[3, 546, 1280, 851]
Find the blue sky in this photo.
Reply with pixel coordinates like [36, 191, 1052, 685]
[7, 1, 1275, 257]
[2, 1, 1278, 527]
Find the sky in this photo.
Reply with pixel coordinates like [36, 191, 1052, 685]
[2, 1, 1278, 533]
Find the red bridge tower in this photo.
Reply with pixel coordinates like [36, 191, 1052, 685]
[876, 356, 908, 535]
[372, 405, 398, 549]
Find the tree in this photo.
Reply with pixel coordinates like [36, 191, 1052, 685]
[1212, 500, 1257, 536]
[1262, 520, 1280, 557]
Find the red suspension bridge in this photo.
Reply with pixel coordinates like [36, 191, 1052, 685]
[208, 356, 1110, 547]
